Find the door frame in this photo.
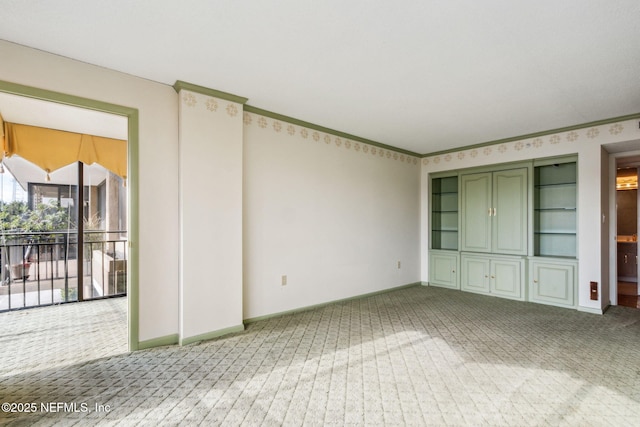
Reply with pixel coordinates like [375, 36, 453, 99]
[0, 79, 140, 350]
[608, 148, 640, 307]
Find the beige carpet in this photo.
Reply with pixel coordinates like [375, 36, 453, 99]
[1, 286, 639, 426]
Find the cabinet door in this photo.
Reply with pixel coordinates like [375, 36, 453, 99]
[461, 255, 490, 294]
[429, 252, 459, 289]
[529, 261, 575, 308]
[493, 168, 528, 255]
[461, 172, 492, 252]
[490, 258, 524, 300]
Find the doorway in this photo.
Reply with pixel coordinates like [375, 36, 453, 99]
[0, 80, 139, 351]
[615, 159, 640, 309]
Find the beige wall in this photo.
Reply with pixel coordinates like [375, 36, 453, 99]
[243, 113, 421, 319]
[177, 90, 244, 342]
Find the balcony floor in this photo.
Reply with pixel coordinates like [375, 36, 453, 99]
[0, 296, 127, 378]
[0, 267, 123, 311]
[0, 277, 78, 310]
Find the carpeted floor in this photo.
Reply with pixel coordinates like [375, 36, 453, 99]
[1, 286, 639, 426]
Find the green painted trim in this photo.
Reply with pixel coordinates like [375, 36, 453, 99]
[0, 80, 138, 115]
[180, 324, 245, 346]
[0, 79, 140, 352]
[245, 105, 421, 157]
[173, 80, 248, 104]
[533, 154, 578, 167]
[450, 159, 533, 176]
[138, 334, 179, 350]
[430, 170, 460, 179]
[244, 282, 421, 324]
[423, 113, 640, 158]
[127, 110, 140, 352]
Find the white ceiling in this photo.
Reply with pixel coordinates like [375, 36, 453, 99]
[0, 0, 639, 155]
[0, 92, 128, 140]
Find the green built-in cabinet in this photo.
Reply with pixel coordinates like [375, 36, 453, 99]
[528, 258, 577, 308]
[527, 157, 578, 308]
[533, 160, 577, 258]
[461, 168, 528, 255]
[461, 253, 524, 300]
[429, 250, 459, 289]
[429, 173, 460, 289]
[429, 156, 578, 309]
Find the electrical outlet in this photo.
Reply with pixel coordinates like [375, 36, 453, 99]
[397, 261, 401, 269]
[281, 275, 287, 286]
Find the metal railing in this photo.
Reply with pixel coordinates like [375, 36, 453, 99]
[0, 230, 127, 312]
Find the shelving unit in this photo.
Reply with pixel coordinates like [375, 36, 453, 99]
[428, 156, 578, 309]
[534, 162, 577, 258]
[431, 175, 458, 250]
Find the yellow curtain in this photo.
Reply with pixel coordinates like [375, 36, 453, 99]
[2, 121, 127, 179]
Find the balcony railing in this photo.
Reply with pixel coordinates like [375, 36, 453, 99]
[0, 230, 127, 312]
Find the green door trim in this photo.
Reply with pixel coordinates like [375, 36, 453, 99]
[0, 79, 140, 351]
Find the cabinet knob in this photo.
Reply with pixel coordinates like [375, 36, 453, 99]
[484, 275, 488, 278]
[533, 279, 538, 283]
[452, 270, 455, 273]
[491, 275, 495, 279]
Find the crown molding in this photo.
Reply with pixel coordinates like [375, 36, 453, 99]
[244, 105, 420, 157]
[173, 80, 419, 157]
[422, 113, 640, 157]
[173, 80, 249, 104]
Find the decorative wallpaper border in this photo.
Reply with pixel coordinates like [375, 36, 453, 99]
[243, 111, 419, 166]
[180, 91, 241, 118]
[178, 89, 419, 166]
[422, 121, 633, 167]
[175, 80, 421, 160]
[177, 80, 638, 169]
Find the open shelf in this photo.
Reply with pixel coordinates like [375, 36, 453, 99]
[534, 162, 577, 258]
[432, 176, 458, 251]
